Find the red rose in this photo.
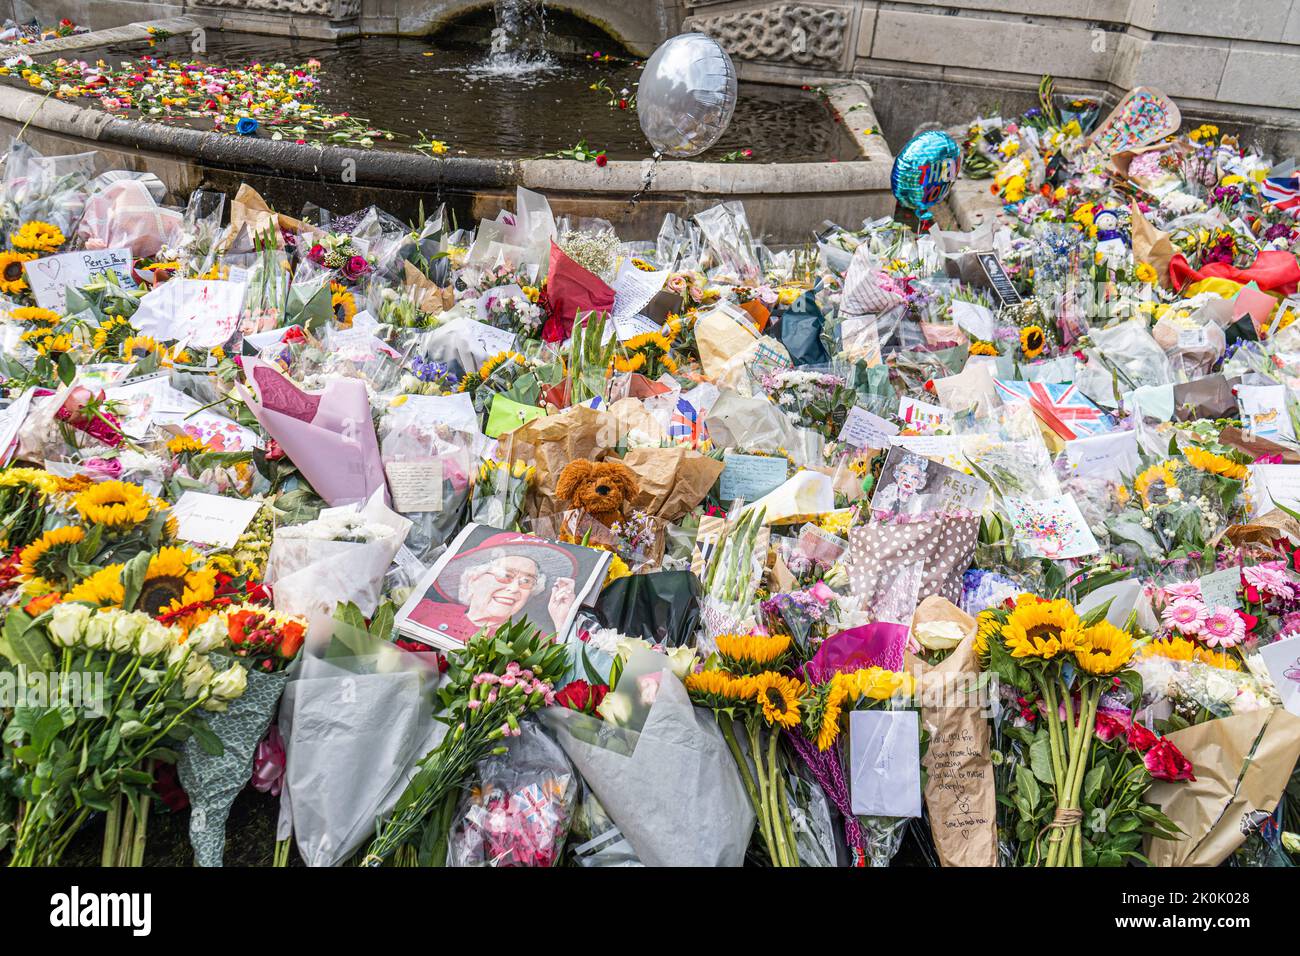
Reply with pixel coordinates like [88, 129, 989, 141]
[265, 439, 285, 462]
[1094, 709, 1129, 743]
[595, 153, 608, 168]
[1237, 609, 1259, 632]
[1125, 721, 1158, 753]
[555, 679, 608, 713]
[280, 326, 307, 345]
[1144, 738, 1196, 782]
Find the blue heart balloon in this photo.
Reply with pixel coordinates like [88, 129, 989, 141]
[891, 131, 962, 222]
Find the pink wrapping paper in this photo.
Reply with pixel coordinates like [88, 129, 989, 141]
[239, 358, 388, 507]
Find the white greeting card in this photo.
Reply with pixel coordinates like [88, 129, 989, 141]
[1260, 634, 1300, 717]
[24, 248, 134, 311]
[171, 492, 262, 549]
[1004, 494, 1101, 560]
[849, 710, 922, 818]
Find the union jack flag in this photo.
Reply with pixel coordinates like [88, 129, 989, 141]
[668, 395, 708, 448]
[1261, 176, 1300, 217]
[993, 380, 1115, 440]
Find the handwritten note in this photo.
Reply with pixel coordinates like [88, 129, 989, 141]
[384, 459, 444, 513]
[1064, 429, 1140, 481]
[0, 389, 34, 466]
[839, 405, 899, 450]
[132, 279, 246, 348]
[1198, 568, 1242, 610]
[925, 720, 995, 856]
[171, 492, 262, 549]
[719, 453, 788, 502]
[24, 248, 134, 311]
[610, 259, 668, 323]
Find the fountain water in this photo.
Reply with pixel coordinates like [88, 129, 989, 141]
[484, 0, 552, 73]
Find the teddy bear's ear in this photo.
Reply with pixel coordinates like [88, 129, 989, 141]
[556, 459, 594, 503]
[607, 461, 640, 498]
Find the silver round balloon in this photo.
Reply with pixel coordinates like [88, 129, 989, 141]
[637, 33, 738, 158]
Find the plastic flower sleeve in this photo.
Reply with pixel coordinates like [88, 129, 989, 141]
[276, 636, 443, 867]
[446, 721, 578, 867]
[178, 655, 294, 867]
[0, 141, 95, 237]
[538, 670, 754, 866]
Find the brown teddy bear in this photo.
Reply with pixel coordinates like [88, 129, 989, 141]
[555, 459, 639, 527]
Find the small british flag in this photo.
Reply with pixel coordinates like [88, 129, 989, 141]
[1261, 176, 1300, 217]
[994, 380, 1115, 440]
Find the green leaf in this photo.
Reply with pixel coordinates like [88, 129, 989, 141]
[119, 550, 153, 613]
[56, 351, 76, 386]
[1028, 733, 1056, 785]
[187, 720, 225, 757]
[1014, 763, 1041, 811]
[0, 610, 55, 671]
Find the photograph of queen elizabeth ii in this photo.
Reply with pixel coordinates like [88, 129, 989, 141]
[869, 446, 989, 519]
[394, 524, 611, 650]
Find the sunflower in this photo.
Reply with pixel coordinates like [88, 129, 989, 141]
[18, 526, 85, 580]
[611, 352, 646, 374]
[814, 675, 851, 751]
[1019, 324, 1046, 359]
[330, 282, 356, 327]
[973, 610, 999, 660]
[1002, 598, 1078, 660]
[166, 434, 210, 456]
[92, 314, 133, 353]
[10, 220, 65, 253]
[21, 329, 73, 357]
[684, 669, 755, 708]
[1134, 462, 1177, 506]
[969, 340, 999, 356]
[138, 547, 216, 617]
[0, 250, 36, 294]
[1072, 621, 1135, 675]
[478, 351, 526, 380]
[120, 335, 165, 363]
[8, 306, 60, 325]
[73, 481, 157, 528]
[64, 563, 126, 607]
[1195, 647, 1241, 671]
[753, 672, 803, 729]
[623, 331, 674, 353]
[1183, 445, 1248, 481]
[716, 633, 791, 672]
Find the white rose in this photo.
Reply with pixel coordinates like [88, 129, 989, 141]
[135, 620, 172, 658]
[109, 611, 145, 653]
[83, 611, 114, 650]
[914, 620, 968, 652]
[186, 616, 227, 654]
[665, 645, 697, 680]
[48, 602, 91, 647]
[1202, 671, 1237, 706]
[596, 689, 633, 726]
[182, 657, 215, 699]
[209, 663, 248, 701]
[615, 637, 651, 662]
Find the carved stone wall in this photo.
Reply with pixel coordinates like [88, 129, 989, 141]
[197, 0, 360, 17]
[682, 3, 848, 69]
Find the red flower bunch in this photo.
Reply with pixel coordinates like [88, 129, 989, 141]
[1094, 709, 1195, 781]
[554, 679, 608, 714]
[226, 608, 306, 670]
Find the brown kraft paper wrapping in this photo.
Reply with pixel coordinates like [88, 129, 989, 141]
[907, 597, 999, 866]
[1145, 708, 1300, 867]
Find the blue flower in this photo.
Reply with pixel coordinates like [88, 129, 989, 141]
[236, 117, 259, 136]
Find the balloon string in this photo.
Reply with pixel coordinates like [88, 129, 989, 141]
[626, 152, 662, 211]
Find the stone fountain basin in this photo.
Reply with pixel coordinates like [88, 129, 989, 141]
[0, 19, 895, 243]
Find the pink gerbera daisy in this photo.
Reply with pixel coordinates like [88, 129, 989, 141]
[1201, 607, 1245, 648]
[1243, 564, 1294, 600]
[1163, 581, 1203, 601]
[1161, 596, 1208, 636]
